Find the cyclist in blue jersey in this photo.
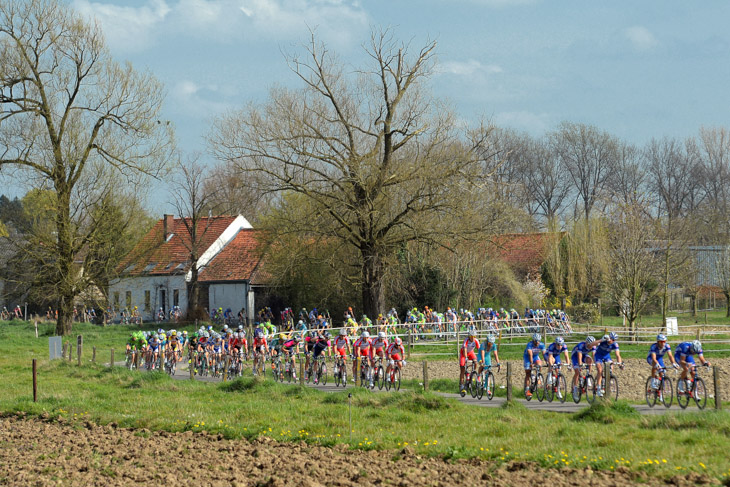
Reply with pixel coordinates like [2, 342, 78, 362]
[571, 336, 596, 398]
[675, 340, 711, 393]
[523, 333, 545, 398]
[543, 336, 570, 368]
[593, 332, 623, 397]
[647, 334, 679, 391]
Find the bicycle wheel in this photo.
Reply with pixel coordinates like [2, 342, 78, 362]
[486, 372, 495, 400]
[334, 364, 341, 387]
[694, 378, 707, 410]
[535, 373, 545, 402]
[524, 376, 533, 401]
[661, 377, 673, 408]
[645, 376, 657, 408]
[609, 375, 619, 401]
[546, 374, 555, 403]
[320, 362, 327, 386]
[385, 370, 392, 391]
[469, 371, 478, 398]
[376, 365, 384, 390]
[286, 362, 293, 383]
[585, 375, 595, 404]
[573, 379, 582, 404]
[677, 379, 690, 409]
[557, 373, 567, 403]
[394, 367, 400, 391]
[476, 372, 484, 400]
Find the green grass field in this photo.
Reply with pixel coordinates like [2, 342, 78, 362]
[2, 320, 730, 481]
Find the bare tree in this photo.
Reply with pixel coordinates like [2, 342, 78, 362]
[698, 127, 730, 242]
[551, 122, 618, 223]
[607, 142, 646, 207]
[605, 201, 662, 336]
[645, 136, 704, 323]
[523, 137, 570, 225]
[168, 155, 230, 319]
[0, 0, 172, 334]
[209, 29, 500, 317]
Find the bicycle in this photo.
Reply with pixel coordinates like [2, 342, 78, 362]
[573, 364, 595, 404]
[596, 362, 622, 401]
[310, 354, 327, 385]
[333, 354, 348, 388]
[545, 363, 567, 403]
[165, 348, 179, 376]
[252, 349, 266, 378]
[385, 359, 402, 391]
[271, 354, 284, 382]
[125, 348, 137, 370]
[645, 366, 673, 408]
[525, 364, 545, 402]
[677, 363, 708, 410]
[358, 356, 374, 389]
[462, 360, 480, 398]
[372, 356, 385, 390]
[477, 363, 500, 401]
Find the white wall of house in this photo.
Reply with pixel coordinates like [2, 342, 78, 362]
[208, 282, 249, 317]
[109, 275, 188, 321]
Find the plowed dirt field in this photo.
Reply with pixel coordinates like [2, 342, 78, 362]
[0, 416, 718, 486]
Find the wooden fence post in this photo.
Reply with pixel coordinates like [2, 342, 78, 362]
[422, 360, 428, 391]
[62, 343, 67, 360]
[407, 328, 412, 359]
[189, 349, 195, 380]
[603, 362, 611, 403]
[68, 344, 73, 362]
[714, 366, 722, 410]
[32, 359, 37, 403]
[92, 346, 96, 363]
[506, 362, 512, 401]
[110, 348, 115, 367]
[356, 356, 361, 387]
[223, 355, 230, 382]
[456, 328, 460, 357]
[77, 335, 83, 367]
[299, 357, 304, 387]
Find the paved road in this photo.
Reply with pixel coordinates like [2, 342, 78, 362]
[117, 361, 707, 414]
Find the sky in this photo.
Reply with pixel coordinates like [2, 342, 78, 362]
[48, 0, 730, 210]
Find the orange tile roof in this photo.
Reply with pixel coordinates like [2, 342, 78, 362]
[199, 229, 266, 282]
[119, 216, 237, 276]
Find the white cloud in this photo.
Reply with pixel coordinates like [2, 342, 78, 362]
[438, 59, 503, 76]
[624, 26, 659, 51]
[171, 80, 231, 117]
[72, 0, 171, 52]
[74, 0, 369, 51]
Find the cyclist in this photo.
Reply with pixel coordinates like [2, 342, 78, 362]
[593, 332, 623, 397]
[543, 336, 569, 399]
[370, 331, 389, 369]
[459, 330, 480, 395]
[332, 328, 351, 374]
[281, 334, 301, 379]
[477, 334, 500, 396]
[148, 333, 161, 369]
[311, 331, 331, 384]
[647, 334, 680, 393]
[168, 331, 182, 364]
[523, 333, 545, 398]
[675, 340, 711, 394]
[352, 330, 373, 384]
[385, 336, 405, 383]
[252, 330, 270, 374]
[571, 335, 596, 398]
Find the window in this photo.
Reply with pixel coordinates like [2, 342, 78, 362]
[144, 290, 151, 311]
[123, 264, 135, 273]
[173, 289, 179, 307]
[113, 292, 119, 310]
[143, 262, 157, 273]
[125, 291, 131, 310]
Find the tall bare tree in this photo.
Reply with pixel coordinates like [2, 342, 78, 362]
[210, 29, 500, 317]
[0, 0, 172, 334]
[168, 155, 230, 319]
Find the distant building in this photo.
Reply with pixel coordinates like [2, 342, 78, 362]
[109, 214, 268, 321]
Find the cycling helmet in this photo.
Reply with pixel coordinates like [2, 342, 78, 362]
[395, 337, 402, 346]
[279, 333, 286, 340]
[602, 334, 610, 341]
[238, 325, 244, 330]
[323, 331, 331, 339]
[468, 329, 477, 337]
[171, 331, 177, 337]
[298, 320, 305, 326]
[531, 333, 541, 342]
[207, 326, 213, 331]
[223, 325, 229, 330]
[339, 328, 346, 336]
[361, 330, 370, 338]
[555, 336, 565, 346]
[691, 340, 702, 353]
[586, 336, 595, 343]
[378, 331, 386, 339]
[609, 332, 618, 341]
[487, 335, 496, 344]
[157, 328, 164, 334]
[656, 334, 666, 341]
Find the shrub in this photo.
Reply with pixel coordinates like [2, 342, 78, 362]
[567, 303, 600, 324]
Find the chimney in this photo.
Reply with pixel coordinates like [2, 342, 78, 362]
[163, 214, 174, 240]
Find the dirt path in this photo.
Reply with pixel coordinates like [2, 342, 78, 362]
[0, 416, 718, 487]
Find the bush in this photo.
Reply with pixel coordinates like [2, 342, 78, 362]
[567, 303, 600, 324]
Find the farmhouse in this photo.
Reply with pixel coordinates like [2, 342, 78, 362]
[109, 214, 267, 322]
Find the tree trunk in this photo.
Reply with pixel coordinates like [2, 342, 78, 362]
[188, 261, 200, 318]
[361, 248, 384, 319]
[725, 291, 730, 318]
[54, 187, 75, 336]
[56, 296, 74, 336]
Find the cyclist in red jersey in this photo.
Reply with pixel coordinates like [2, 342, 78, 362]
[385, 337, 405, 382]
[459, 330, 480, 394]
[352, 330, 373, 383]
[332, 328, 351, 362]
[370, 331, 389, 366]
